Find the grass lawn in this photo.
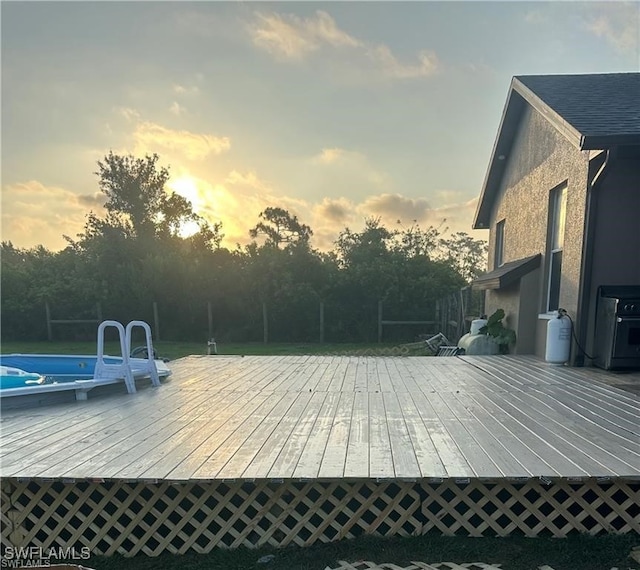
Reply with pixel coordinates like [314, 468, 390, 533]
[0, 340, 420, 360]
[84, 534, 640, 570]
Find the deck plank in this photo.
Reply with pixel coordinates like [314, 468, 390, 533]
[267, 392, 328, 478]
[462, 359, 639, 475]
[135, 391, 271, 479]
[343, 391, 370, 478]
[426, 391, 503, 478]
[394, 391, 447, 478]
[383, 392, 421, 478]
[408, 389, 477, 478]
[368, 392, 394, 478]
[292, 392, 342, 479]
[318, 392, 355, 478]
[2, 354, 639, 481]
[55, 391, 235, 479]
[203, 391, 299, 479]
[2, 388, 205, 477]
[442, 392, 531, 478]
[451, 391, 558, 477]
[242, 391, 315, 479]
[165, 392, 272, 480]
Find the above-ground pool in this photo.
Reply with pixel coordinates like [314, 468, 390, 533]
[0, 354, 172, 390]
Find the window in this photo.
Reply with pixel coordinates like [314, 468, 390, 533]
[546, 184, 567, 312]
[495, 219, 505, 268]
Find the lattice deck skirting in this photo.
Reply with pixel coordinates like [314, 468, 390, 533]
[325, 560, 502, 570]
[1, 478, 639, 557]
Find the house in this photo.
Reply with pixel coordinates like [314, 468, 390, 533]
[472, 73, 640, 365]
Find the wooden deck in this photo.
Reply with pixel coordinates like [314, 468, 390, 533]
[2, 355, 639, 553]
[1, 354, 638, 482]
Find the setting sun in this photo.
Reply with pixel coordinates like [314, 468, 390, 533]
[177, 219, 201, 238]
[168, 176, 201, 210]
[167, 176, 205, 237]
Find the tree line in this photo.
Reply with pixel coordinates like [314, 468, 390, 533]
[1, 153, 487, 343]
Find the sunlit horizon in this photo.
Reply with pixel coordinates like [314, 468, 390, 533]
[2, 2, 637, 252]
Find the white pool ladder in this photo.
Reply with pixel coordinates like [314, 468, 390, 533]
[95, 320, 160, 394]
[126, 320, 160, 388]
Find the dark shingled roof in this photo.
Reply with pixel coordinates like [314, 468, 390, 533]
[473, 73, 640, 229]
[516, 73, 640, 146]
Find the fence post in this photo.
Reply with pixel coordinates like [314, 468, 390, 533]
[262, 302, 269, 343]
[377, 300, 383, 343]
[458, 288, 466, 338]
[208, 301, 213, 339]
[45, 302, 53, 342]
[96, 302, 103, 323]
[319, 301, 325, 344]
[153, 301, 161, 341]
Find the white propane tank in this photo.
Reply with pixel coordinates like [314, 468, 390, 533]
[545, 310, 572, 365]
[470, 316, 488, 335]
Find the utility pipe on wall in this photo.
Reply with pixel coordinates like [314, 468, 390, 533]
[575, 147, 616, 366]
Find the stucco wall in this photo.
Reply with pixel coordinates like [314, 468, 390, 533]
[516, 268, 540, 353]
[486, 284, 520, 336]
[584, 153, 640, 357]
[485, 104, 589, 357]
[485, 268, 540, 354]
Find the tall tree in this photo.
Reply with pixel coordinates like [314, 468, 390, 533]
[335, 217, 395, 267]
[95, 152, 169, 239]
[249, 207, 312, 248]
[438, 232, 488, 283]
[83, 151, 221, 246]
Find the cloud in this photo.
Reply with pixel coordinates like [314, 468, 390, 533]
[225, 170, 274, 193]
[109, 107, 229, 162]
[583, 2, 639, 54]
[421, 196, 480, 234]
[315, 148, 343, 164]
[307, 193, 481, 251]
[169, 102, 187, 116]
[308, 147, 392, 199]
[249, 10, 360, 60]
[249, 10, 440, 79]
[77, 192, 107, 208]
[224, 170, 309, 213]
[434, 189, 467, 204]
[314, 197, 353, 223]
[355, 193, 480, 236]
[115, 107, 141, 122]
[367, 46, 439, 79]
[313, 147, 365, 165]
[1, 181, 97, 250]
[173, 84, 200, 96]
[133, 121, 231, 160]
[360, 193, 432, 222]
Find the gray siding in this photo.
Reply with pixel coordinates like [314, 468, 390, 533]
[485, 105, 589, 358]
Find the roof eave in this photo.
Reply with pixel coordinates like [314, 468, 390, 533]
[473, 81, 525, 229]
[512, 78, 584, 149]
[580, 134, 640, 150]
[472, 254, 541, 290]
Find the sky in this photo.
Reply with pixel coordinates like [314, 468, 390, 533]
[2, 1, 638, 251]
